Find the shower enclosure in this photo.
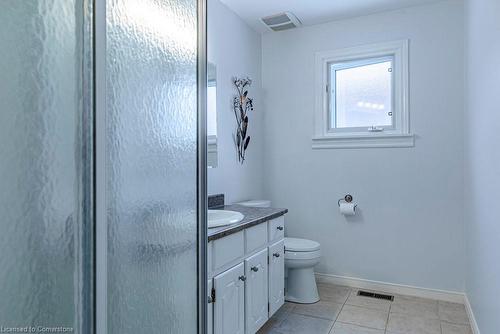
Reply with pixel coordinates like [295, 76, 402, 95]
[0, 0, 207, 333]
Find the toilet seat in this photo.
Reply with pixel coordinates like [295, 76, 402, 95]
[285, 249, 321, 260]
[285, 237, 320, 252]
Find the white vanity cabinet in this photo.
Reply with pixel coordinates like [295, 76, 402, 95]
[208, 215, 285, 334]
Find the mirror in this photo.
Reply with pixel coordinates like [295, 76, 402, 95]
[207, 62, 218, 167]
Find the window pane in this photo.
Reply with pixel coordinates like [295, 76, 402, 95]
[332, 60, 393, 129]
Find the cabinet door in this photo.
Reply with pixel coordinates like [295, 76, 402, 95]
[245, 249, 269, 334]
[268, 240, 285, 317]
[214, 263, 245, 334]
[208, 279, 213, 334]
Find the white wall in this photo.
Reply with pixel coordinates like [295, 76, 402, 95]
[262, 0, 465, 291]
[207, 0, 265, 204]
[465, 0, 500, 331]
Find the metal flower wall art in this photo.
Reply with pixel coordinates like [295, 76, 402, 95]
[233, 77, 253, 163]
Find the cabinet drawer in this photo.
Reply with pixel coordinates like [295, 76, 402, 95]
[245, 223, 268, 254]
[213, 231, 245, 271]
[268, 216, 285, 242]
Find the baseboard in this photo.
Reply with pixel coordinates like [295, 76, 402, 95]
[315, 272, 464, 303]
[464, 295, 481, 334]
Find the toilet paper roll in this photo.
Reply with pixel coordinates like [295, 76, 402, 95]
[339, 202, 356, 216]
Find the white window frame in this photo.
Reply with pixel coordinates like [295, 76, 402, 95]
[313, 40, 413, 149]
[328, 55, 395, 132]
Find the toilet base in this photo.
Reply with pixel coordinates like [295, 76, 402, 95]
[285, 267, 320, 304]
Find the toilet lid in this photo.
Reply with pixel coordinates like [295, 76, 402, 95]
[285, 237, 320, 252]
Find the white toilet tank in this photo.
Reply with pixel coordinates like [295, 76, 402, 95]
[235, 199, 271, 208]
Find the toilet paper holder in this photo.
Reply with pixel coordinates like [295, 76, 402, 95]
[338, 194, 354, 206]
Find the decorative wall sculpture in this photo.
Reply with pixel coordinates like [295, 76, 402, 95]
[232, 77, 253, 163]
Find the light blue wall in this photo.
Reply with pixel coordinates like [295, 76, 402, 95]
[207, 0, 265, 204]
[262, 0, 466, 292]
[465, 0, 500, 331]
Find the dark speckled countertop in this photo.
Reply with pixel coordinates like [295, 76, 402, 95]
[208, 204, 288, 241]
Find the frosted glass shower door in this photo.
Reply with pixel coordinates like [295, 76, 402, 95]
[102, 0, 204, 333]
[0, 1, 93, 332]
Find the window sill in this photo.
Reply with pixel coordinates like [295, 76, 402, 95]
[311, 133, 414, 149]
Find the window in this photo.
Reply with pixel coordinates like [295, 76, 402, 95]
[313, 40, 413, 149]
[330, 57, 393, 130]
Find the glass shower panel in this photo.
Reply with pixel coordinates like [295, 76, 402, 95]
[106, 0, 199, 333]
[0, 0, 91, 331]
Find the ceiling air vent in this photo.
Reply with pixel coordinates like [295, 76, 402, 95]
[261, 12, 301, 32]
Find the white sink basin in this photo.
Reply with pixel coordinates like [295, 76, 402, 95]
[208, 210, 244, 228]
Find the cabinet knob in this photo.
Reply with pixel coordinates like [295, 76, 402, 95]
[276, 226, 284, 231]
[238, 275, 246, 281]
[251, 266, 259, 272]
[273, 253, 280, 258]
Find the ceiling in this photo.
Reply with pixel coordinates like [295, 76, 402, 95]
[219, 0, 444, 33]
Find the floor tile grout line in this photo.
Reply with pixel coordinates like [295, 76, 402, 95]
[331, 286, 348, 333]
[335, 286, 393, 333]
[440, 319, 471, 325]
[289, 309, 342, 322]
[384, 301, 392, 334]
[325, 285, 352, 333]
[336, 319, 388, 331]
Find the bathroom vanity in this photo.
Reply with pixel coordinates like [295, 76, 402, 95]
[207, 204, 288, 334]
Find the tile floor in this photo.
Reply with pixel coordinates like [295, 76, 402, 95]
[257, 282, 472, 334]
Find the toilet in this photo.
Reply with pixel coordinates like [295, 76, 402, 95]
[284, 237, 321, 304]
[236, 199, 322, 304]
